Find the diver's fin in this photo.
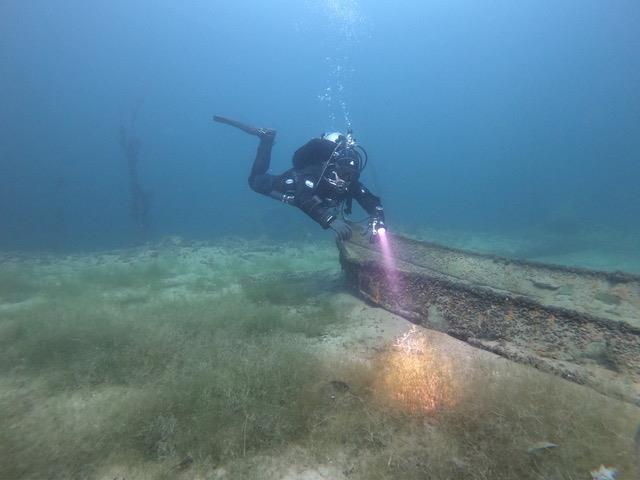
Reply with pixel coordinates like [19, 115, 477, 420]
[213, 115, 276, 141]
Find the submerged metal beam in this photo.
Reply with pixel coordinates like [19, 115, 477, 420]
[338, 228, 640, 405]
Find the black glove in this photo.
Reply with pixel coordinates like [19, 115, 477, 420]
[329, 218, 352, 240]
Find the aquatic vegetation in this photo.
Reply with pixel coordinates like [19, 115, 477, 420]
[358, 331, 638, 479]
[374, 326, 458, 413]
[75, 260, 175, 289]
[0, 265, 40, 303]
[240, 272, 334, 306]
[0, 242, 637, 479]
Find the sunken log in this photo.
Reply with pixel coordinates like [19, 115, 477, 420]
[338, 226, 640, 405]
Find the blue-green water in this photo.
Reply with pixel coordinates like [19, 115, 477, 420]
[2, 4, 640, 477]
[1, 0, 639, 267]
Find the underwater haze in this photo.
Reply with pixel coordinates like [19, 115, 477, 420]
[2, 2, 640, 479]
[1, 0, 639, 263]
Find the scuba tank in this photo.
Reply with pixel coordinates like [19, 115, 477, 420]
[292, 138, 337, 169]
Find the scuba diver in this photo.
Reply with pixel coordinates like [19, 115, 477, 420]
[213, 115, 386, 241]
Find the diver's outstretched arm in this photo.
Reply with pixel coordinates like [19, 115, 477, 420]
[352, 182, 383, 217]
[352, 181, 386, 239]
[213, 115, 275, 141]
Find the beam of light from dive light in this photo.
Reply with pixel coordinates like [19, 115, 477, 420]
[376, 227, 400, 296]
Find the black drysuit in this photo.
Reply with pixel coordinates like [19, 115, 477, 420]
[248, 137, 383, 228]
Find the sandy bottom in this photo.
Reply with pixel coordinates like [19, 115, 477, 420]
[1, 237, 638, 479]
